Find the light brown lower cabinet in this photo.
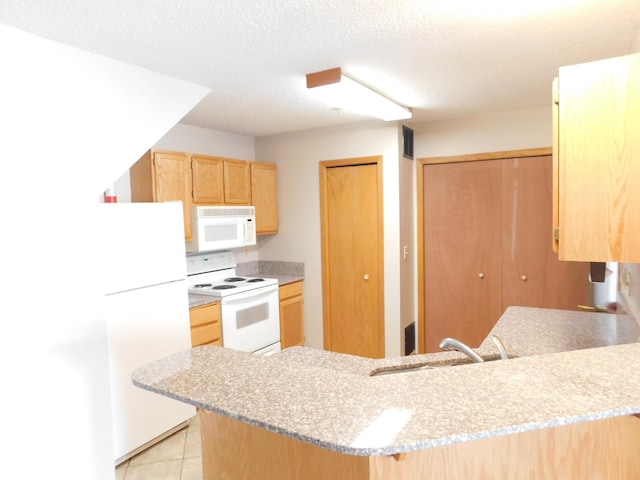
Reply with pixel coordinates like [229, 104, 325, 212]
[279, 281, 304, 348]
[189, 302, 222, 347]
[198, 410, 640, 480]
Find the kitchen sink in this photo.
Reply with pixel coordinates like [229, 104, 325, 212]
[369, 354, 517, 376]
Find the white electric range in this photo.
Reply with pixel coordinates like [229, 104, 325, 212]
[186, 251, 281, 355]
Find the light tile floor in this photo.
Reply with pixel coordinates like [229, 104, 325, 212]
[115, 415, 203, 480]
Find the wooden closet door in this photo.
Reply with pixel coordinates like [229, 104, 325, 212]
[502, 156, 590, 310]
[322, 161, 383, 359]
[423, 160, 503, 352]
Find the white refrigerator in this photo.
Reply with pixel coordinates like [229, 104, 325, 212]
[101, 202, 195, 464]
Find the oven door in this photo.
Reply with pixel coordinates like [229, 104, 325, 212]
[220, 284, 280, 353]
[253, 342, 282, 356]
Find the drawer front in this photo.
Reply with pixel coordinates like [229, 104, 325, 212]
[191, 322, 222, 347]
[279, 281, 303, 300]
[190, 302, 221, 327]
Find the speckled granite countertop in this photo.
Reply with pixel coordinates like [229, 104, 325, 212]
[237, 259, 304, 286]
[188, 294, 219, 309]
[132, 306, 640, 456]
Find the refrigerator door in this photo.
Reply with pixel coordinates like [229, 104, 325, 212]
[101, 202, 187, 295]
[106, 279, 194, 462]
[100, 201, 194, 463]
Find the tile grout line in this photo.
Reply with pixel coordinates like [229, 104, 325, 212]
[179, 424, 189, 480]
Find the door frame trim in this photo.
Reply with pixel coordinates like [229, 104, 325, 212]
[319, 156, 385, 357]
[416, 147, 551, 354]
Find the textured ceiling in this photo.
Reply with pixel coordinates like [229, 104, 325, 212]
[2, 0, 640, 137]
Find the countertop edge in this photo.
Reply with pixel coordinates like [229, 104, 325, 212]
[133, 306, 640, 456]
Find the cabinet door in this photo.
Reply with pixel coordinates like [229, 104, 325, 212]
[189, 302, 222, 347]
[279, 282, 304, 348]
[423, 160, 503, 352]
[251, 162, 279, 235]
[556, 52, 640, 262]
[153, 151, 193, 241]
[223, 159, 251, 205]
[130, 150, 155, 202]
[502, 156, 590, 310]
[192, 154, 224, 205]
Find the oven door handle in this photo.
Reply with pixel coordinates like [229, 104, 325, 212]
[221, 284, 278, 304]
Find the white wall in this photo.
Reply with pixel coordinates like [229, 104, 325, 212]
[256, 121, 408, 356]
[413, 106, 553, 158]
[630, 22, 640, 53]
[154, 122, 255, 160]
[398, 127, 416, 352]
[1, 25, 208, 480]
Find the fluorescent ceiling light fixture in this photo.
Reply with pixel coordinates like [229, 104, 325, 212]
[306, 67, 412, 121]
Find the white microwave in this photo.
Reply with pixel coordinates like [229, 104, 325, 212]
[186, 206, 257, 252]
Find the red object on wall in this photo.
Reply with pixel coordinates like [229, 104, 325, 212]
[104, 184, 117, 203]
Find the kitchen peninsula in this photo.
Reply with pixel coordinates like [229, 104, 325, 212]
[133, 307, 640, 479]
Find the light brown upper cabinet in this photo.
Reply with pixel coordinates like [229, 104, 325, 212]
[223, 159, 251, 205]
[191, 154, 224, 204]
[130, 150, 279, 238]
[553, 52, 640, 262]
[130, 149, 193, 240]
[419, 151, 590, 353]
[251, 162, 279, 235]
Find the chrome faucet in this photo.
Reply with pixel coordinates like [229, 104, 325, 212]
[438, 338, 484, 363]
[491, 335, 509, 360]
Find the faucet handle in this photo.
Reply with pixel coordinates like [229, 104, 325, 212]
[491, 335, 509, 360]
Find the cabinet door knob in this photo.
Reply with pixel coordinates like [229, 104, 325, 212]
[364, 274, 370, 280]
[521, 275, 528, 281]
[478, 273, 485, 279]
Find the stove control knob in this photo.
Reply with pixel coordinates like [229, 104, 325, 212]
[364, 274, 370, 280]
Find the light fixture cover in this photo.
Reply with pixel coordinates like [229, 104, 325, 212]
[306, 68, 412, 122]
